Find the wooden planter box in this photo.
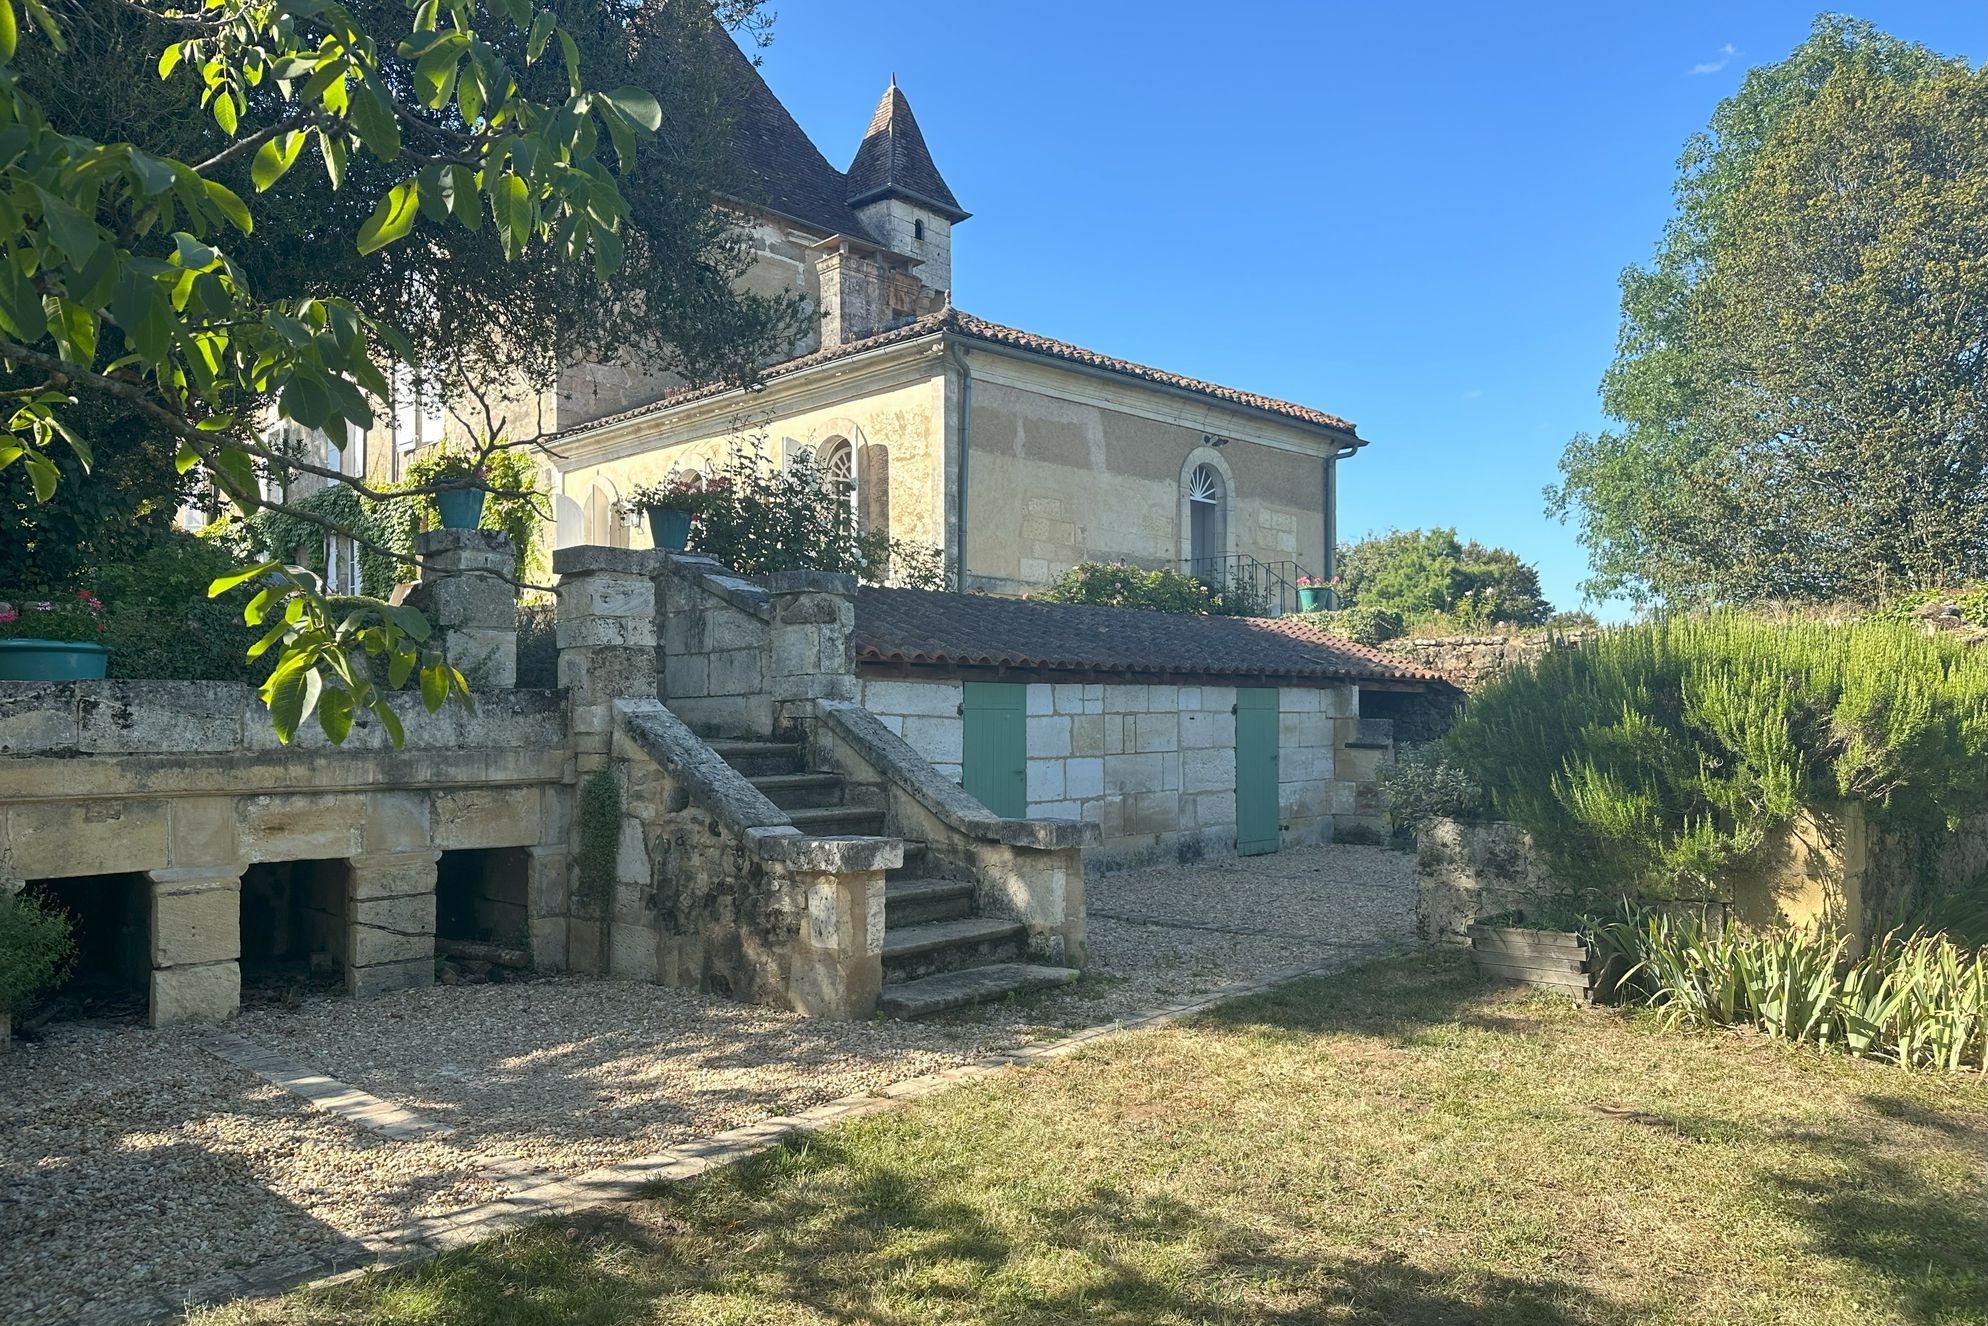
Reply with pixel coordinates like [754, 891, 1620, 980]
[1468, 923, 1601, 1000]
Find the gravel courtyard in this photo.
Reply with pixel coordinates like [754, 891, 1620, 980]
[0, 843, 1413, 1326]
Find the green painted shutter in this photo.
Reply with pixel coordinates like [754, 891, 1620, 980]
[962, 682, 1028, 818]
[1235, 687, 1281, 856]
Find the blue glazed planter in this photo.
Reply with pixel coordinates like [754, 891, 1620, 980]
[0, 639, 109, 681]
[435, 488, 486, 530]
[1298, 587, 1326, 612]
[647, 506, 693, 552]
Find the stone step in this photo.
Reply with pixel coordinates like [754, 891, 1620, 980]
[883, 916, 1027, 982]
[886, 840, 975, 885]
[884, 877, 977, 928]
[878, 963, 1082, 1018]
[748, 772, 848, 811]
[784, 805, 887, 835]
[707, 739, 805, 777]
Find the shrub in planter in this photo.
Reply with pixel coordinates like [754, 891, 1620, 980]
[421, 451, 488, 529]
[0, 589, 110, 679]
[627, 472, 724, 551]
[0, 892, 77, 1043]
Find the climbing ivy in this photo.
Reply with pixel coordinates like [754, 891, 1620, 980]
[575, 770, 623, 915]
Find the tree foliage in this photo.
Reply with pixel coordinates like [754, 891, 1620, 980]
[1443, 617, 1988, 898]
[683, 441, 947, 589]
[0, 0, 792, 743]
[1551, 17, 1988, 607]
[1335, 528, 1551, 629]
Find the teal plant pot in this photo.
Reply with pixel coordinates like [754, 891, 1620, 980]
[0, 639, 109, 681]
[1298, 587, 1326, 612]
[435, 488, 486, 530]
[647, 506, 693, 552]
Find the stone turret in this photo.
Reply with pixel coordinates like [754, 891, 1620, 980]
[846, 79, 968, 295]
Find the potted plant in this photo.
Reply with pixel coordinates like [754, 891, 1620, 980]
[425, 452, 487, 529]
[1296, 575, 1334, 613]
[629, 472, 720, 552]
[0, 590, 110, 680]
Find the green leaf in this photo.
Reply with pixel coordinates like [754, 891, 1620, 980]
[210, 560, 282, 596]
[278, 368, 332, 428]
[442, 164, 478, 229]
[204, 180, 253, 234]
[127, 148, 175, 197]
[264, 663, 308, 744]
[43, 295, 94, 365]
[526, 10, 553, 62]
[317, 686, 353, 743]
[349, 76, 402, 161]
[156, 42, 181, 79]
[34, 187, 102, 269]
[418, 663, 447, 711]
[356, 179, 419, 254]
[601, 85, 662, 132]
[23, 450, 57, 501]
[0, 257, 46, 341]
[376, 700, 405, 748]
[414, 165, 448, 223]
[387, 602, 431, 641]
[250, 132, 305, 191]
[212, 89, 238, 135]
[387, 649, 414, 689]
[1, 1, 18, 67]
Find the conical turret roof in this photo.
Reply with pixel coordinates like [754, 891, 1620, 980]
[846, 82, 968, 221]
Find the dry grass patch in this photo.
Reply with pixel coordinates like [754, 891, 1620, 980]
[195, 952, 1986, 1325]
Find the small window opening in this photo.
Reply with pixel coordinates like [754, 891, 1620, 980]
[913, 218, 925, 242]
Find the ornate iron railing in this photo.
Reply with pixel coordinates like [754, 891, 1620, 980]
[1183, 553, 1318, 618]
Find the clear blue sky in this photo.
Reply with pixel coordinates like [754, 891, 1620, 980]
[750, 3, 1985, 617]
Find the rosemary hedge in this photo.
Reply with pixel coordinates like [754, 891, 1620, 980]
[1443, 617, 1988, 897]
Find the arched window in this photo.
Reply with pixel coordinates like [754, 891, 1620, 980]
[816, 436, 856, 523]
[1187, 462, 1227, 573]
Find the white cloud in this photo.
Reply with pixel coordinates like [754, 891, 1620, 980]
[1689, 43, 1736, 76]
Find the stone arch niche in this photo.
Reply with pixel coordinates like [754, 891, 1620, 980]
[1178, 445, 1236, 575]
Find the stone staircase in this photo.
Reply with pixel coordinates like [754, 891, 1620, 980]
[708, 737, 1080, 1017]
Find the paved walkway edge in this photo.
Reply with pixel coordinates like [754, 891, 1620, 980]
[163, 955, 1376, 1321]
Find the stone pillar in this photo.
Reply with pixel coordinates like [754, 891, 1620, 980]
[401, 528, 518, 689]
[525, 843, 571, 972]
[554, 547, 659, 774]
[788, 868, 886, 1019]
[766, 570, 857, 725]
[147, 867, 242, 1026]
[344, 851, 439, 996]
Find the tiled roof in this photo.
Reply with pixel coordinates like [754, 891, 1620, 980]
[853, 587, 1441, 685]
[563, 308, 1361, 440]
[710, 30, 884, 244]
[845, 84, 967, 221]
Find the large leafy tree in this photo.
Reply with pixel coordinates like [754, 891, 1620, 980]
[1335, 528, 1552, 627]
[1551, 17, 1987, 607]
[0, 0, 796, 740]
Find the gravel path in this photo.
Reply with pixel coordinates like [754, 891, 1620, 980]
[0, 843, 1413, 1325]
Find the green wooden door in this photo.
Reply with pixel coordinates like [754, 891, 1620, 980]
[1235, 687, 1281, 856]
[962, 682, 1028, 818]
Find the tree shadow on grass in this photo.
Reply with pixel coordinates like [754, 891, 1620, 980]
[286, 1128, 1647, 1326]
[1763, 1109, 1988, 1324]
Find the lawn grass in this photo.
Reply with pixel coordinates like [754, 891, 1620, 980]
[195, 951, 1987, 1325]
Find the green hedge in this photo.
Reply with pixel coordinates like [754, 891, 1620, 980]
[1443, 616, 1988, 897]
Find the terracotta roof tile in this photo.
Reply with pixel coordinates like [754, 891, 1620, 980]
[853, 587, 1439, 685]
[563, 308, 1361, 440]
